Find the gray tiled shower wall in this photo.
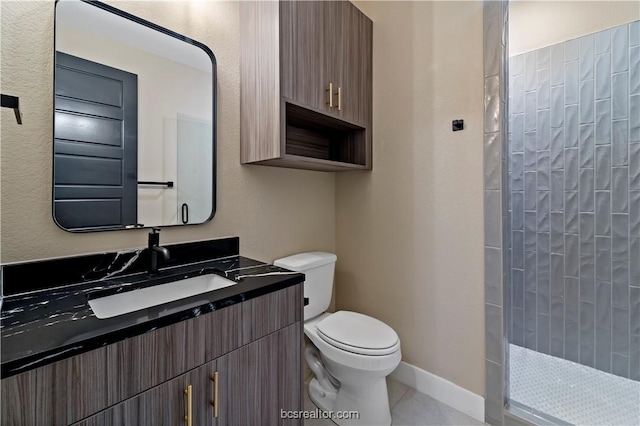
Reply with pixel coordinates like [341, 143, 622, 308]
[508, 21, 640, 380]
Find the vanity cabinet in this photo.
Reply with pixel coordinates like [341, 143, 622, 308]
[74, 323, 301, 426]
[217, 323, 301, 425]
[240, 0, 372, 171]
[1, 284, 303, 426]
[72, 361, 213, 426]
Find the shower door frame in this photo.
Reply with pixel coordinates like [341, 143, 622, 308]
[482, 1, 534, 425]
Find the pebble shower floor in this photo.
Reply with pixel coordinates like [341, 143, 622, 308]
[510, 344, 640, 425]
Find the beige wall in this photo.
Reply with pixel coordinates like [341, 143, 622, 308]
[337, 2, 485, 396]
[0, 0, 335, 264]
[510, 1, 640, 55]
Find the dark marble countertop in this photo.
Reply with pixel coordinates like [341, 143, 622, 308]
[1, 240, 304, 378]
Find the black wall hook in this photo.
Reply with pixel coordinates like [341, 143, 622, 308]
[1, 94, 22, 125]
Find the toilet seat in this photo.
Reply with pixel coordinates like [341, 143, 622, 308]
[304, 314, 401, 372]
[316, 311, 400, 356]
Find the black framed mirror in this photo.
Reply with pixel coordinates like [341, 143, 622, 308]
[53, 0, 216, 232]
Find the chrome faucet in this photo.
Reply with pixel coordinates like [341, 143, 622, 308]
[148, 227, 170, 274]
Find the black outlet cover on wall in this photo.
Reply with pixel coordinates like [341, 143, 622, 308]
[452, 119, 464, 131]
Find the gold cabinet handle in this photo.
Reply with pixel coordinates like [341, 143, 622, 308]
[184, 385, 192, 426]
[336, 86, 342, 111]
[210, 371, 219, 418]
[326, 83, 334, 108]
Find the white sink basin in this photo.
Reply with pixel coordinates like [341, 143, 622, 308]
[88, 273, 237, 319]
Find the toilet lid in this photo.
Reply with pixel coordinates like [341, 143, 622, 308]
[316, 311, 400, 356]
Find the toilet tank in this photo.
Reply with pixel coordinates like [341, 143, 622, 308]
[273, 252, 337, 321]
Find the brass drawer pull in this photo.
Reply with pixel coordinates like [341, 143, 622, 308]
[326, 83, 334, 108]
[184, 385, 192, 426]
[336, 86, 342, 111]
[211, 371, 219, 418]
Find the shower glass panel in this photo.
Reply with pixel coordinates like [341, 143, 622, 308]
[507, 8, 640, 424]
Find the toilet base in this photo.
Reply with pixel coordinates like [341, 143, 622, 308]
[308, 377, 392, 426]
[308, 377, 337, 412]
[331, 376, 392, 426]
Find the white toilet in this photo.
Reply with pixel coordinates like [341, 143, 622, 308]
[274, 252, 401, 426]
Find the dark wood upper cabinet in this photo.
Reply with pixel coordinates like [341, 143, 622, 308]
[280, 1, 327, 113]
[240, 1, 373, 171]
[322, 1, 343, 118]
[339, 2, 373, 126]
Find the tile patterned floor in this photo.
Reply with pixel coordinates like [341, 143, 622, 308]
[303, 377, 484, 426]
[510, 344, 640, 426]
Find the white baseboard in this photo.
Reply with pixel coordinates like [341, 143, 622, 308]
[390, 361, 485, 423]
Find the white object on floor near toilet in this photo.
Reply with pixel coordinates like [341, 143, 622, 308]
[274, 252, 402, 426]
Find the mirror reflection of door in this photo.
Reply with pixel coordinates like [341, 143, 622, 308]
[53, 52, 138, 230]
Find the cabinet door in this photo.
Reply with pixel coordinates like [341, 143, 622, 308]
[216, 323, 302, 426]
[339, 2, 373, 126]
[74, 362, 214, 426]
[280, 1, 329, 112]
[323, 0, 344, 117]
[1, 347, 109, 426]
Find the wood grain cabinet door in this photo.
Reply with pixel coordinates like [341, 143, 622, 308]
[0, 347, 109, 426]
[280, 1, 329, 113]
[338, 2, 373, 126]
[322, 0, 344, 118]
[215, 323, 302, 426]
[73, 363, 214, 426]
